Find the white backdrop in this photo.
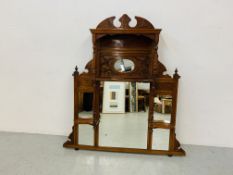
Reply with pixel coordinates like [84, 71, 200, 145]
[0, 0, 233, 148]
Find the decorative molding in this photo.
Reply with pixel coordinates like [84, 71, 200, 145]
[96, 14, 155, 30]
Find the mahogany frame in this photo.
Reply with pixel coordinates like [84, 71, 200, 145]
[63, 14, 185, 156]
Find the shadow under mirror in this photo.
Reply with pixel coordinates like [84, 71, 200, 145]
[99, 81, 149, 149]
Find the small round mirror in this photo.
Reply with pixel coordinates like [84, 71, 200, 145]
[114, 59, 135, 73]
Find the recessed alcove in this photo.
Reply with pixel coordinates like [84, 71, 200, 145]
[97, 34, 154, 78]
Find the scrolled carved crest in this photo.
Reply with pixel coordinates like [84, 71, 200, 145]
[96, 14, 155, 29]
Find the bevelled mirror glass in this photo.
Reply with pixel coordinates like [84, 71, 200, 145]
[78, 125, 94, 146]
[99, 81, 149, 149]
[76, 85, 172, 150]
[114, 59, 135, 73]
[153, 95, 172, 123]
[152, 129, 170, 150]
[77, 92, 94, 146]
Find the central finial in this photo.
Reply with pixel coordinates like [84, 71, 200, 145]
[119, 14, 131, 28]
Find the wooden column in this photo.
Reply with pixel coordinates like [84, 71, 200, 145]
[169, 69, 180, 151]
[93, 80, 100, 147]
[73, 66, 79, 146]
[147, 81, 155, 150]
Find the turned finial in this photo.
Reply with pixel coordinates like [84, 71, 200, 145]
[173, 68, 180, 79]
[72, 66, 79, 76]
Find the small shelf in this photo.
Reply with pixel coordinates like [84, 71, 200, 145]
[75, 118, 94, 125]
[151, 120, 174, 129]
[95, 77, 154, 82]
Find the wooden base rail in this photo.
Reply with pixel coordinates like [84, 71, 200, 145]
[63, 143, 185, 156]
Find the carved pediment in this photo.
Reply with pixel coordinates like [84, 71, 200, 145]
[84, 14, 167, 79]
[96, 14, 155, 30]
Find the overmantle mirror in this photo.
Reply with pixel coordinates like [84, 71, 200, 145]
[63, 14, 185, 156]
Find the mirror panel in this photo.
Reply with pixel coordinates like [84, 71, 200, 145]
[78, 125, 94, 145]
[78, 111, 93, 119]
[152, 129, 170, 150]
[77, 92, 94, 145]
[99, 81, 149, 149]
[114, 59, 135, 73]
[78, 91, 93, 119]
[78, 92, 93, 115]
[153, 95, 172, 123]
[99, 112, 148, 149]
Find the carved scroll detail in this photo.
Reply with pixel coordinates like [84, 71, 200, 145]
[153, 61, 167, 75]
[97, 14, 155, 29]
[85, 59, 95, 74]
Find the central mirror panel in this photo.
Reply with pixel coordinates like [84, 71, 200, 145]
[99, 81, 149, 149]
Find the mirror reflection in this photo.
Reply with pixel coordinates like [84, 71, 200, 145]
[114, 59, 135, 73]
[78, 92, 93, 118]
[152, 95, 172, 150]
[77, 92, 94, 146]
[78, 125, 94, 146]
[154, 95, 172, 123]
[77, 83, 172, 150]
[152, 129, 170, 150]
[100, 81, 149, 148]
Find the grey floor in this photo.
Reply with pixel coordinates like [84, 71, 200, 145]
[0, 132, 233, 175]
